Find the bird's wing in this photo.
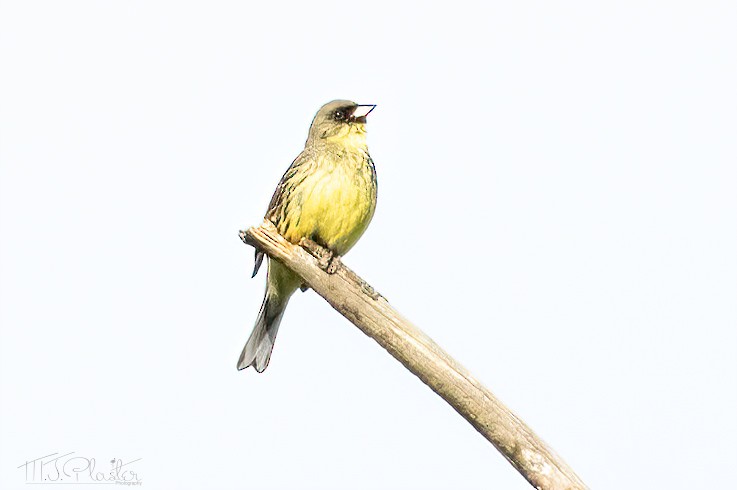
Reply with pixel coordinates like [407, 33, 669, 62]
[252, 150, 311, 278]
[265, 151, 310, 222]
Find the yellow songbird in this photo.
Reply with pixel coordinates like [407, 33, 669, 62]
[238, 100, 378, 372]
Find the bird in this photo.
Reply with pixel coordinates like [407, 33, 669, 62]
[238, 100, 378, 372]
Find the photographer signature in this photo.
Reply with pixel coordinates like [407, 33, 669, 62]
[18, 452, 142, 485]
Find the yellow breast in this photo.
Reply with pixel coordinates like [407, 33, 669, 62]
[281, 149, 376, 255]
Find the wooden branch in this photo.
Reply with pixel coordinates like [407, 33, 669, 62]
[239, 220, 588, 490]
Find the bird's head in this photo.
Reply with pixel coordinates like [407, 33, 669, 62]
[307, 100, 376, 149]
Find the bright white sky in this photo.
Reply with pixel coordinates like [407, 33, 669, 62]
[1, 1, 736, 489]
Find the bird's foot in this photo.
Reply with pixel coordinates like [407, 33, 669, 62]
[325, 255, 342, 275]
[299, 237, 327, 260]
[299, 238, 341, 275]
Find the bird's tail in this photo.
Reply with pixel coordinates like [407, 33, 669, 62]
[237, 290, 289, 372]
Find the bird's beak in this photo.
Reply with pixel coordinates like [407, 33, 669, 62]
[350, 104, 376, 123]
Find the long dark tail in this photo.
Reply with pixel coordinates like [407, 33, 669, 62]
[237, 290, 288, 372]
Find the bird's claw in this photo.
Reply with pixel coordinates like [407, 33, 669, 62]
[315, 249, 341, 274]
[299, 238, 322, 257]
[325, 255, 341, 274]
[299, 238, 341, 275]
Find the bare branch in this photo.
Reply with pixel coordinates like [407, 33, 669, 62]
[240, 220, 588, 490]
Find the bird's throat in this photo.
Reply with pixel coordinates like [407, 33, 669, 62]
[322, 124, 368, 154]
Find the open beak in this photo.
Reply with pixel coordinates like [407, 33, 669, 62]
[350, 104, 376, 123]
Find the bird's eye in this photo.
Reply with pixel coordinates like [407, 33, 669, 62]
[334, 110, 344, 120]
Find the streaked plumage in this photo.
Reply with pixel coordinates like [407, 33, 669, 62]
[238, 100, 378, 372]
